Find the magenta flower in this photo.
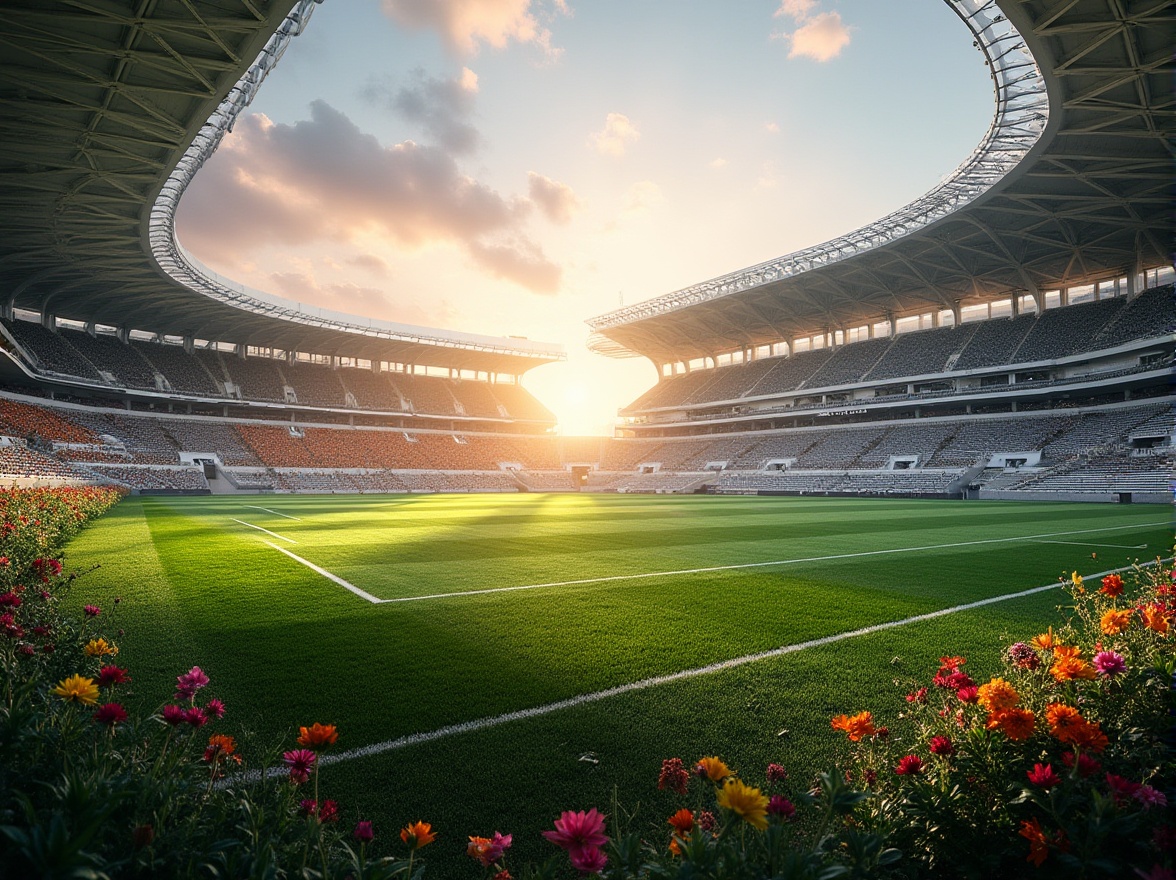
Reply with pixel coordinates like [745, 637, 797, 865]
[542, 809, 609, 852]
[1106, 773, 1141, 805]
[569, 845, 608, 876]
[928, 736, 955, 757]
[318, 800, 339, 823]
[161, 705, 186, 726]
[204, 698, 226, 720]
[1092, 650, 1127, 678]
[1027, 763, 1061, 789]
[97, 665, 131, 688]
[1062, 750, 1101, 778]
[766, 762, 788, 783]
[956, 685, 979, 703]
[284, 749, 317, 785]
[298, 798, 318, 817]
[1134, 785, 1168, 810]
[175, 666, 210, 701]
[0, 592, 21, 609]
[767, 795, 796, 820]
[1007, 642, 1040, 670]
[93, 703, 127, 726]
[83, 604, 101, 618]
[905, 687, 928, 704]
[354, 820, 374, 843]
[698, 810, 717, 832]
[182, 707, 207, 728]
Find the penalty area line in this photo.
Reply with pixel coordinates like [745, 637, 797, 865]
[231, 519, 297, 544]
[378, 519, 1169, 604]
[262, 541, 383, 604]
[243, 505, 302, 521]
[226, 557, 1170, 784]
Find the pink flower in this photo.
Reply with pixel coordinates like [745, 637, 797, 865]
[1134, 785, 1168, 810]
[161, 705, 186, 726]
[1007, 642, 1040, 670]
[93, 703, 127, 726]
[895, 755, 924, 776]
[767, 795, 796, 820]
[354, 821, 374, 843]
[1062, 750, 1100, 778]
[298, 798, 318, 817]
[928, 736, 955, 757]
[1106, 773, 1141, 805]
[568, 845, 607, 876]
[175, 666, 210, 701]
[542, 809, 608, 852]
[183, 707, 207, 727]
[1028, 763, 1061, 789]
[657, 758, 689, 796]
[905, 687, 928, 704]
[83, 605, 101, 618]
[284, 749, 317, 785]
[17, 644, 34, 657]
[317, 800, 339, 823]
[697, 811, 716, 832]
[468, 832, 512, 866]
[766, 763, 788, 783]
[204, 698, 226, 720]
[1092, 650, 1127, 678]
[956, 686, 979, 703]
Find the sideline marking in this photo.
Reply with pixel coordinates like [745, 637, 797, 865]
[231, 519, 297, 544]
[227, 557, 1169, 784]
[263, 541, 383, 604]
[244, 505, 301, 521]
[376, 520, 1168, 604]
[1032, 540, 1147, 549]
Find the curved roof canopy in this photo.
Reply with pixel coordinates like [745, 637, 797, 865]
[587, 0, 1173, 362]
[0, 0, 563, 374]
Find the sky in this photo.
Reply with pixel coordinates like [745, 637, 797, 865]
[175, 0, 993, 435]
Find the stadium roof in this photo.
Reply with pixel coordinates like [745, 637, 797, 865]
[0, 0, 564, 374]
[587, 0, 1173, 363]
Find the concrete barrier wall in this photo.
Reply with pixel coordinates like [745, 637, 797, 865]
[979, 489, 1171, 504]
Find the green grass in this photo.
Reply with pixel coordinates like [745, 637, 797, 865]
[60, 494, 1172, 874]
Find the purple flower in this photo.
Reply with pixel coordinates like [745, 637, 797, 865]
[161, 705, 186, 726]
[1092, 650, 1127, 678]
[204, 698, 226, 720]
[767, 795, 796, 820]
[175, 666, 210, 701]
[354, 820, 374, 843]
[284, 749, 317, 785]
[1135, 785, 1168, 810]
[83, 604, 101, 618]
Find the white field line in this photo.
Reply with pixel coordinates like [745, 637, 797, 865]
[244, 505, 301, 521]
[228, 557, 1170, 784]
[262, 541, 384, 604]
[1032, 540, 1148, 549]
[231, 519, 297, 544]
[375, 520, 1169, 604]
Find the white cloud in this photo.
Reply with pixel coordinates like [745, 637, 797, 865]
[772, 1, 851, 62]
[528, 172, 581, 224]
[709, 157, 728, 169]
[590, 112, 640, 157]
[774, 0, 817, 19]
[624, 180, 663, 214]
[459, 66, 479, 92]
[764, 121, 780, 133]
[379, 0, 567, 59]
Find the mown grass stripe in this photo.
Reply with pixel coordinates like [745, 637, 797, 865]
[262, 540, 383, 604]
[231, 519, 297, 543]
[244, 505, 302, 521]
[228, 558, 1167, 784]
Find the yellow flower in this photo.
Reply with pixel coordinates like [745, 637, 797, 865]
[52, 674, 99, 705]
[1071, 571, 1083, 588]
[1100, 608, 1132, 636]
[716, 779, 769, 831]
[83, 638, 118, 657]
[695, 756, 732, 782]
[976, 678, 1019, 713]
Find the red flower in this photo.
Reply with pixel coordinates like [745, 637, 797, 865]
[1027, 763, 1061, 789]
[0, 592, 21, 609]
[767, 795, 796, 820]
[905, 687, 928, 704]
[97, 665, 131, 688]
[354, 821, 375, 843]
[17, 644, 34, 657]
[1099, 573, 1123, 597]
[1062, 750, 1100, 778]
[93, 703, 127, 726]
[1106, 773, 1141, 805]
[928, 736, 954, 757]
[766, 762, 788, 783]
[317, 800, 339, 823]
[183, 707, 207, 727]
[657, 758, 689, 796]
[161, 705, 186, 726]
[284, 749, 316, 785]
[895, 755, 924, 776]
[697, 811, 716, 832]
[1019, 818, 1050, 867]
[204, 698, 226, 720]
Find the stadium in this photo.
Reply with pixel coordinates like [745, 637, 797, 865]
[0, 0, 1172, 876]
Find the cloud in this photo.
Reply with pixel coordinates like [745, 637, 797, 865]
[267, 271, 459, 326]
[348, 254, 389, 276]
[362, 68, 481, 155]
[176, 101, 561, 295]
[764, 121, 780, 133]
[624, 180, 663, 214]
[756, 162, 781, 190]
[527, 172, 580, 224]
[772, 1, 851, 62]
[709, 157, 728, 169]
[590, 113, 640, 157]
[468, 240, 561, 293]
[379, 0, 567, 59]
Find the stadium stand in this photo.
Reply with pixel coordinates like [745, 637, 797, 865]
[801, 337, 892, 390]
[0, 441, 82, 482]
[1010, 297, 1126, 362]
[952, 314, 1038, 371]
[159, 420, 260, 466]
[865, 325, 978, 381]
[1092, 284, 1175, 349]
[391, 373, 458, 416]
[283, 361, 348, 407]
[3, 319, 104, 381]
[221, 355, 287, 402]
[490, 382, 556, 421]
[58, 330, 159, 389]
[337, 368, 404, 410]
[130, 340, 223, 395]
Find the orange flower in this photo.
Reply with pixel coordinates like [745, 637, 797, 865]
[1045, 703, 1083, 734]
[976, 678, 1019, 713]
[1100, 608, 1132, 635]
[207, 734, 236, 756]
[1030, 629, 1058, 650]
[830, 711, 876, 742]
[1141, 603, 1170, 635]
[667, 808, 695, 836]
[401, 821, 436, 849]
[695, 756, 732, 782]
[1099, 573, 1123, 597]
[1018, 818, 1050, 867]
[1050, 648, 1096, 682]
[985, 708, 1035, 741]
[1067, 720, 1109, 753]
[297, 723, 338, 750]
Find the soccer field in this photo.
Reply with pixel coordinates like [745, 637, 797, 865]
[63, 493, 1171, 872]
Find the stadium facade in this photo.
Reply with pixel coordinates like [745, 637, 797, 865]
[0, 0, 1171, 500]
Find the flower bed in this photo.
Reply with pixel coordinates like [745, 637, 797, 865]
[1, 492, 1171, 878]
